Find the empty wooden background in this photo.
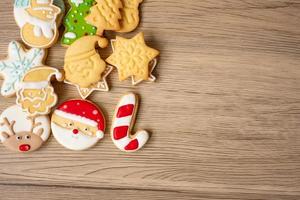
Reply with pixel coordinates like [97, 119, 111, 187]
[0, 0, 300, 199]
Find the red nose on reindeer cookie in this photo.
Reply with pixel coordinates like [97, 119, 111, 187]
[51, 99, 105, 150]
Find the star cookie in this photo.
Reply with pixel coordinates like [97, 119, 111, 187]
[106, 32, 159, 85]
[0, 41, 46, 97]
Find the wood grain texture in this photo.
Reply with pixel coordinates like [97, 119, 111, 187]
[0, 0, 300, 199]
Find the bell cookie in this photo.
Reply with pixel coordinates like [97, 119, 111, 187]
[85, 0, 123, 35]
[0, 105, 50, 153]
[61, 0, 97, 46]
[64, 35, 112, 99]
[14, 0, 61, 48]
[51, 99, 105, 150]
[106, 32, 159, 85]
[111, 93, 149, 152]
[117, 0, 143, 33]
[16, 66, 64, 116]
[0, 41, 46, 97]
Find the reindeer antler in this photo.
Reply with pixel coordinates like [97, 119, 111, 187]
[27, 117, 44, 136]
[0, 117, 16, 135]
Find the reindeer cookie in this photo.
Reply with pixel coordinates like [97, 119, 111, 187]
[0, 105, 50, 152]
[14, 0, 61, 48]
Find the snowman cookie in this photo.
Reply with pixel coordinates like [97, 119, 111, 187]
[51, 99, 105, 150]
[0, 105, 50, 153]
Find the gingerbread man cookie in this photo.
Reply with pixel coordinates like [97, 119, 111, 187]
[0, 105, 50, 153]
[85, 0, 123, 35]
[16, 66, 64, 116]
[51, 99, 105, 150]
[14, 0, 61, 48]
[117, 0, 143, 33]
[0, 41, 46, 97]
[106, 32, 159, 85]
[64, 35, 112, 99]
[111, 93, 149, 152]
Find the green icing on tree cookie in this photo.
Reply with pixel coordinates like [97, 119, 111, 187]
[62, 0, 97, 46]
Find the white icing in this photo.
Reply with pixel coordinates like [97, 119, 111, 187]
[54, 110, 98, 127]
[71, 0, 83, 7]
[51, 122, 100, 150]
[37, 0, 51, 4]
[33, 26, 42, 37]
[112, 115, 132, 127]
[0, 105, 50, 142]
[32, 7, 54, 11]
[19, 81, 49, 89]
[64, 32, 76, 39]
[119, 93, 136, 106]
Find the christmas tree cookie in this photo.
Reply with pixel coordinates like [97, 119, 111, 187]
[61, 0, 97, 46]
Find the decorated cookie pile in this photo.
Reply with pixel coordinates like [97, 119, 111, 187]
[0, 0, 159, 153]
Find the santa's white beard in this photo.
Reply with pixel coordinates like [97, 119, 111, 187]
[51, 123, 99, 151]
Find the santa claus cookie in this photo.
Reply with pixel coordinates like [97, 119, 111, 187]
[0, 105, 50, 153]
[14, 0, 61, 48]
[111, 93, 149, 152]
[51, 99, 105, 150]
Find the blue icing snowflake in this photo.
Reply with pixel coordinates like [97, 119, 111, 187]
[0, 41, 46, 96]
[14, 0, 29, 7]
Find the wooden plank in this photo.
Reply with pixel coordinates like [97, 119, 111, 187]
[0, 0, 300, 199]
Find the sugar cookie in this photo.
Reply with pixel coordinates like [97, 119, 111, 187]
[16, 66, 64, 116]
[117, 0, 143, 33]
[106, 32, 159, 85]
[111, 93, 149, 152]
[64, 35, 112, 99]
[61, 0, 97, 46]
[51, 99, 105, 150]
[0, 41, 46, 97]
[0, 105, 50, 153]
[85, 0, 123, 35]
[14, 0, 61, 48]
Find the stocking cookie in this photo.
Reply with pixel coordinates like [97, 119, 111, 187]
[14, 0, 61, 48]
[16, 66, 64, 116]
[106, 32, 159, 85]
[61, 0, 97, 46]
[85, 0, 123, 35]
[64, 35, 112, 99]
[0, 105, 50, 153]
[0, 41, 46, 97]
[111, 93, 149, 152]
[51, 99, 105, 150]
[117, 0, 143, 33]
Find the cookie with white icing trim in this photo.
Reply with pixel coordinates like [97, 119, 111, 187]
[51, 99, 106, 150]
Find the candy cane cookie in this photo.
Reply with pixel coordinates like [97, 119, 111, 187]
[111, 93, 149, 152]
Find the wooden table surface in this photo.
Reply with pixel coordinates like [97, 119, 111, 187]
[0, 0, 300, 199]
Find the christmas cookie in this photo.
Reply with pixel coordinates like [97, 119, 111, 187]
[64, 35, 112, 99]
[117, 0, 143, 33]
[85, 0, 123, 35]
[16, 66, 64, 116]
[111, 93, 149, 152]
[51, 99, 105, 150]
[0, 41, 46, 97]
[14, 0, 61, 48]
[0, 105, 50, 153]
[61, 0, 97, 46]
[106, 32, 159, 85]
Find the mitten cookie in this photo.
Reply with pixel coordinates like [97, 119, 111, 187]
[51, 99, 105, 150]
[0, 41, 46, 97]
[0, 105, 50, 153]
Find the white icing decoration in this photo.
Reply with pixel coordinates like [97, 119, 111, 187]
[54, 110, 98, 127]
[0, 41, 45, 96]
[111, 93, 150, 152]
[33, 26, 42, 37]
[0, 105, 50, 142]
[64, 32, 76, 39]
[19, 81, 49, 89]
[71, 0, 84, 7]
[51, 122, 99, 150]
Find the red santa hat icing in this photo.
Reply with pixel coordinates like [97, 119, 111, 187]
[54, 100, 105, 138]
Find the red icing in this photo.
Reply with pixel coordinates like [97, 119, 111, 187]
[57, 100, 105, 131]
[19, 144, 30, 152]
[117, 104, 134, 118]
[73, 129, 79, 134]
[124, 139, 139, 151]
[113, 126, 128, 140]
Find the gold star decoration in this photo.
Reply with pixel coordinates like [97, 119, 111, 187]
[106, 32, 159, 85]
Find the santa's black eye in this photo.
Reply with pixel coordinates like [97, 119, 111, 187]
[84, 127, 89, 131]
[16, 136, 22, 140]
[69, 122, 73, 126]
[25, 135, 31, 139]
